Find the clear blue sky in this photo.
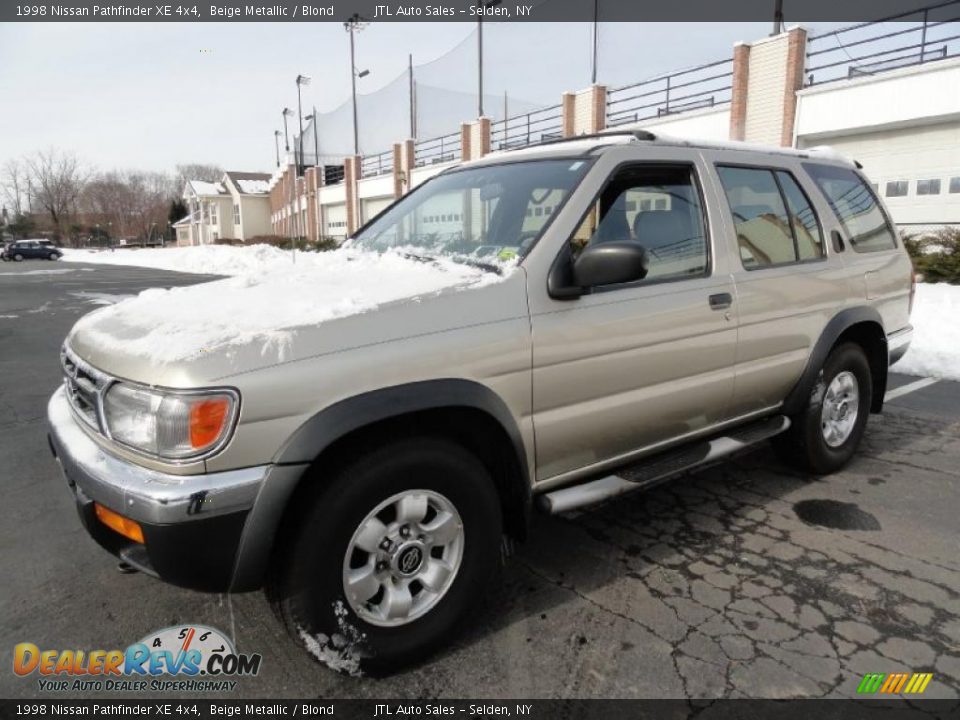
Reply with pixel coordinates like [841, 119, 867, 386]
[0, 21, 848, 175]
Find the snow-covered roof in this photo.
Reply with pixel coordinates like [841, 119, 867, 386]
[189, 180, 227, 196]
[224, 171, 272, 196]
[236, 179, 270, 194]
[172, 215, 191, 227]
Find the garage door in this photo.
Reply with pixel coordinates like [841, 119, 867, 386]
[362, 196, 394, 224]
[323, 203, 348, 241]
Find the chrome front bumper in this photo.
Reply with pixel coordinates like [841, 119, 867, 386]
[47, 384, 267, 525]
[47, 385, 306, 591]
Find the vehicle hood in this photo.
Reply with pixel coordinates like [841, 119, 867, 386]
[66, 248, 523, 387]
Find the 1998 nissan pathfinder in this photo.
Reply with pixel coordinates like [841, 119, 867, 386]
[48, 131, 914, 673]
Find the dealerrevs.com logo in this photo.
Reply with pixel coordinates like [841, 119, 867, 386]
[14, 625, 262, 693]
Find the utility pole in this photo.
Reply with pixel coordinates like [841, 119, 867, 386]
[408, 53, 415, 139]
[344, 14, 370, 156]
[591, 0, 599, 84]
[273, 130, 281, 167]
[296, 74, 311, 176]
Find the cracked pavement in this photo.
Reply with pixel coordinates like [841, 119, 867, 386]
[2, 261, 959, 700]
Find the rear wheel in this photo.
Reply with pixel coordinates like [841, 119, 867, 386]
[775, 342, 872, 474]
[271, 436, 503, 675]
[48, 252, 61, 260]
[13, 253, 23, 262]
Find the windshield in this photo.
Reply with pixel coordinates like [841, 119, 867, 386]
[350, 158, 592, 263]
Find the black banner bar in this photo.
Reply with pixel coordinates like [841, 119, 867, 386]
[0, 0, 952, 22]
[2, 699, 960, 720]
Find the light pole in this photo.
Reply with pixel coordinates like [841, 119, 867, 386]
[344, 13, 370, 156]
[305, 108, 320, 167]
[477, 0, 502, 117]
[281, 107, 293, 156]
[273, 130, 282, 167]
[296, 74, 311, 176]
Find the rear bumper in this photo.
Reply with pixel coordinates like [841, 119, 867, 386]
[47, 385, 305, 592]
[887, 325, 913, 367]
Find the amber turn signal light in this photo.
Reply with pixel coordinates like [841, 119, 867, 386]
[189, 398, 231, 450]
[94, 503, 145, 544]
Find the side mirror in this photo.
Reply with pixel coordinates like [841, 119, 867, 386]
[572, 242, 649, 289]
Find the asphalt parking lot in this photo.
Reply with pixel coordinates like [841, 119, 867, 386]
[1, 259, 959, 700]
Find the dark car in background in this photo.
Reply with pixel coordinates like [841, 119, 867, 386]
[1, 240, 63, 261]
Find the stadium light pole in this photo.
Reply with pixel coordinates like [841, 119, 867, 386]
[281, 108, 293, 154]
[344, 13, 370, 156]
[273, 130, 282, 167]
[477, 0, 502, 117]
[296, 74, 311, 176]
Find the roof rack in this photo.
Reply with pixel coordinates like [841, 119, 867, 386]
[506, 129, 656, 152]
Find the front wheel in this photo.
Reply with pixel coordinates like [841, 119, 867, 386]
[48, 252, 61, 260]
[12, 253, 23, 262]
[774, 342, 873, 474]
[271, 437, 503, 675]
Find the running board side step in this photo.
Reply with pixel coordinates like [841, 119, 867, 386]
[537, 415, 790, 515]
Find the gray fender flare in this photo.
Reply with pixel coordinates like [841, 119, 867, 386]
[781, 306, 887, 416]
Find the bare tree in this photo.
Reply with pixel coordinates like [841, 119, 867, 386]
[175, 163, 223, 189]
[25, 149, 87, 241]
[80, 169, 177, 243]
[1, 159, 29, 217]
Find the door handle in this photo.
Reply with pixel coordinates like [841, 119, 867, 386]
[709, 293, 733, 310]
[831, 230, 845, 253]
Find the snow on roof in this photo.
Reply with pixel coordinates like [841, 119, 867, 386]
[236, 179, 270, 194]
[172, 215, 191, 227]
[189, 180, 226, 196]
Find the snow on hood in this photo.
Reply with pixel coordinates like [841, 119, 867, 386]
[69, 248, 506, 364]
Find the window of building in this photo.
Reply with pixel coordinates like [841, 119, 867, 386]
[208, 203, 218, 225]
[950, 177, 960, 194]
[568, 164, 708, 285]
[917, 179, 941, 195]
[804, 163, 897, 253]
[716, 166, 823, 269]
[233, 203, 241, 225]
[885, 181, 908, 197]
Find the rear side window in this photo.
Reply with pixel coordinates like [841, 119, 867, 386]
[716, 166, 824, 269]
[804, 163, 897, 253]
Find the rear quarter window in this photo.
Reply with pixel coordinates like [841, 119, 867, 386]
[803, 163, 897, 253]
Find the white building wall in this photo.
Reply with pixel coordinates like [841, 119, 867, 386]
[798, 123, 960, 230]
[795, 58, 960, 230]
[621, 106, 731, 142]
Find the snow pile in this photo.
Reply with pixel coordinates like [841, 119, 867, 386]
[69, 247, 504, 363]
[62, 243, 296, 276]
[893, 283, 960, 381]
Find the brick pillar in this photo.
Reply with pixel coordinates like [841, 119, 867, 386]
[591, 85, 607, 133]
[729, 43, 751, 141]
[561, 92, 576, 137]
[738, 27, 808, 147]
[392, 142, 403, 198]
[344, 155, 361, 236]
[477, 117, 491, 157]
[782, 27, 807, 147]
[305, 167, 319, 242]
[460, 122, 472, 161]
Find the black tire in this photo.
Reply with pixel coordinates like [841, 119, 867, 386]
[271, 436, 503, 675]
[13, 253, 23, 262]
[48, 252, 61, 260]
[774, 342, 873, 474]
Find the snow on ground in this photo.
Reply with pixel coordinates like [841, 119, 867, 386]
[893, 282, 960, 382]
[62, 244, 291, 276]
[69, 246, 506, 363]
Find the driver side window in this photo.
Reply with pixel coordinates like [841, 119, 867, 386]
[570, 164, 709, 283]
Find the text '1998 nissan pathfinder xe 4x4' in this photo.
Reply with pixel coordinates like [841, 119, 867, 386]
[47, 130, 914, 674]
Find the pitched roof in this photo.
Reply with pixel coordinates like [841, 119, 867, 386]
[188, 180, 227, 196]
[172, 215, 191, 227]
[224, 171, 272, 195]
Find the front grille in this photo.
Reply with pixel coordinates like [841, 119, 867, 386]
[61, 345, 113, 432]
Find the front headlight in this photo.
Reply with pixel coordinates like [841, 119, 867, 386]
[103, 383, 239, 460]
